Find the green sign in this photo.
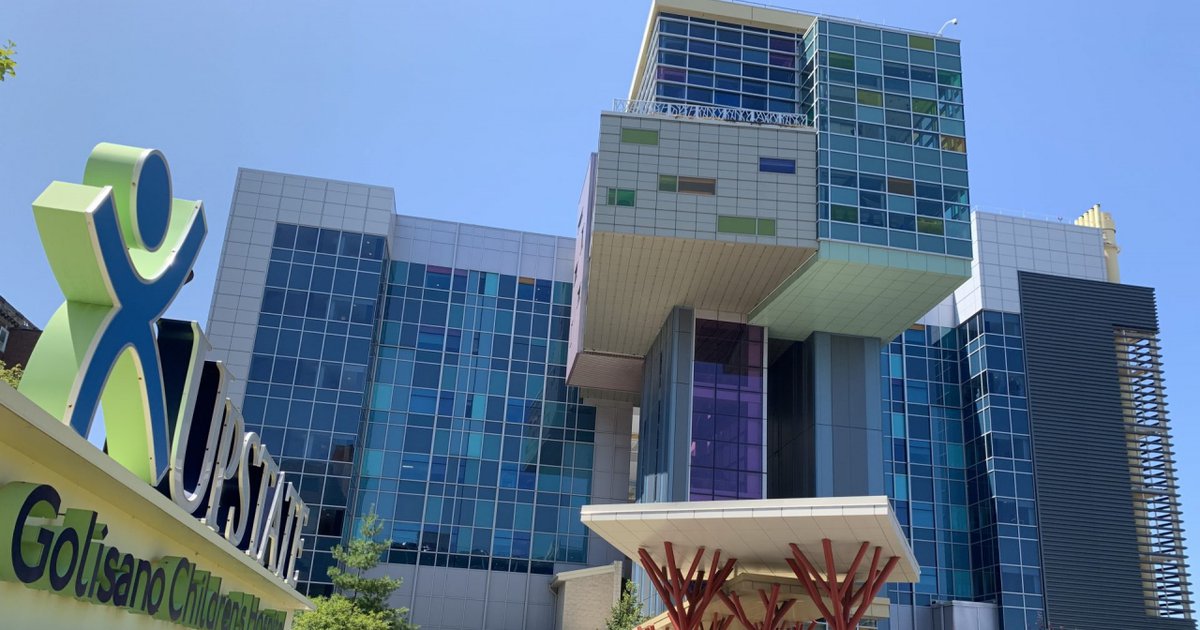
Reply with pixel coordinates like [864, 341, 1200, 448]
[0, 481, 288, 629]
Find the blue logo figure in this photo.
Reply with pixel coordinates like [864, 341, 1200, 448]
[19, 143, 207, 484]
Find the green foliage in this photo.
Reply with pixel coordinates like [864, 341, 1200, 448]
[0, 360, 23, 388]
[295, 509, 417, 630]
[0, 40, 15, 82]
[293, 595, 396, 630]
[605, 580, 648, 630]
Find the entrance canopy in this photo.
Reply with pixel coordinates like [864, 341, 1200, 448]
[581, 496, 918, 582]
[582, 496, 918, 630]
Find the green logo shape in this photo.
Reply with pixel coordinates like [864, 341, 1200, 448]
[18, 143, 207, 484]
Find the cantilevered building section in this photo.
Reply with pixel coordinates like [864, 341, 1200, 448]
[567, 1, 1194, 630]
[568, 0, 973, 515]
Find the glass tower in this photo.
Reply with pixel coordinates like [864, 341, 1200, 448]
[633, 11, 972, 257]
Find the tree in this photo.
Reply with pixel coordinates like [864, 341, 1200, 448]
[605, 580, 648, 630]
[292, 596, 395, 630]
[0, 40, 15, 82]
[294, 510, 417, 630]
[0, 361, 23, 388]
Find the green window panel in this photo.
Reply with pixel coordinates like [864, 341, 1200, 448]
[938, 70, 963, 87]
[757, 219, 777, 236]
[909, 35, 936, 51]
[828, 52, 855, 70]
[606, 188, 636, 206]
[912, 98, 938, 115]
[857, 89, 883, 107]
[659, 175, 677, 192]
[620, 128, 659, 145]
[717, 216, 758, 235]
[831, 204, 858, 223]
[917, 217, 945, 235]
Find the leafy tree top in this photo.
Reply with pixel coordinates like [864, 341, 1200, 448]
[0, 40, 15, 82]
[605, 580, 648, 630]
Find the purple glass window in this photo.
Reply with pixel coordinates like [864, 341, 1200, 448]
[658, 66, 687, 83]
[690, 319, 765, 501]
[768, 52, 796, 68]
[768, 37, 796, 53]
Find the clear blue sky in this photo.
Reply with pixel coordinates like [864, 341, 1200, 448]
[4, 0, 1200, 556]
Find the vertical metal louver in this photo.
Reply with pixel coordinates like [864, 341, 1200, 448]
[1114, 328, 1192, 620]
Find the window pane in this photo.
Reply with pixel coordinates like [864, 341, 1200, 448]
[619, 128, 659, 145]
[678, 177, 717, 195]
[717, 216, 757, 235]
[909, 35, 935, 51]
[759, 157, 796, 174]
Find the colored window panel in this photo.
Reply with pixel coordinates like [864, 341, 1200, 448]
[677, 177, 716, 195]
[909, 35, 935, 51]
[887, 177, 915, 196]
[620, 128, 659, 145]
[659, 175, 678, 192]
[917, 217, 945, 235]
[717, 216, 757, 235]
[831, 204, 858, 223]
[828, 52, 855, 70]
[759, 157, 796, 174]
[938, 70, 963, 87]
[606, 188, 636, 206]
[941, 135, 967, 153]
[912, 98, 938, 115]
[691, 319, 764, 501]
[857, 89, 883, 106]
[757, 219, 776, 236]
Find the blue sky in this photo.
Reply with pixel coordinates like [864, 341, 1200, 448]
[4, 0, 1200, 560]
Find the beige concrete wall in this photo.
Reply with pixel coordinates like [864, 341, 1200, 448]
[554, 562, 623, 630]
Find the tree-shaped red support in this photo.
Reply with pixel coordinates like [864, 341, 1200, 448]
[785, 539, 899, 630]
[717, 583, 799, 630]
[634, 541, 738, 630]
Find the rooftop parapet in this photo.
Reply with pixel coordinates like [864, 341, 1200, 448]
[613, 98, 812, 128]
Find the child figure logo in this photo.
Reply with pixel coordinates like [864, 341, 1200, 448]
[15, 144, 308, 585]
[18, 143, 206, 485]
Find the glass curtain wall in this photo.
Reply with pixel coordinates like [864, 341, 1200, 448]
[244, 222, 387, 595]
[355, 260, 596, 578]
[690, 319, 766, 501]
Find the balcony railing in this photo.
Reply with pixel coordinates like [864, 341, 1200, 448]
[612, 99, 811, 128]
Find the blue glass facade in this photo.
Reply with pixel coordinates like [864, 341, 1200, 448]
[636, 13, 802, 114]
[882, 311, 1045, 629]
[355, 259, 595, 578]
[882, 324, 971, 606]
[243, 221, 597, 596]
[242, 222, 387, 596]
[809, 18, 972, 257]
[961, 311, 1043, 629]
